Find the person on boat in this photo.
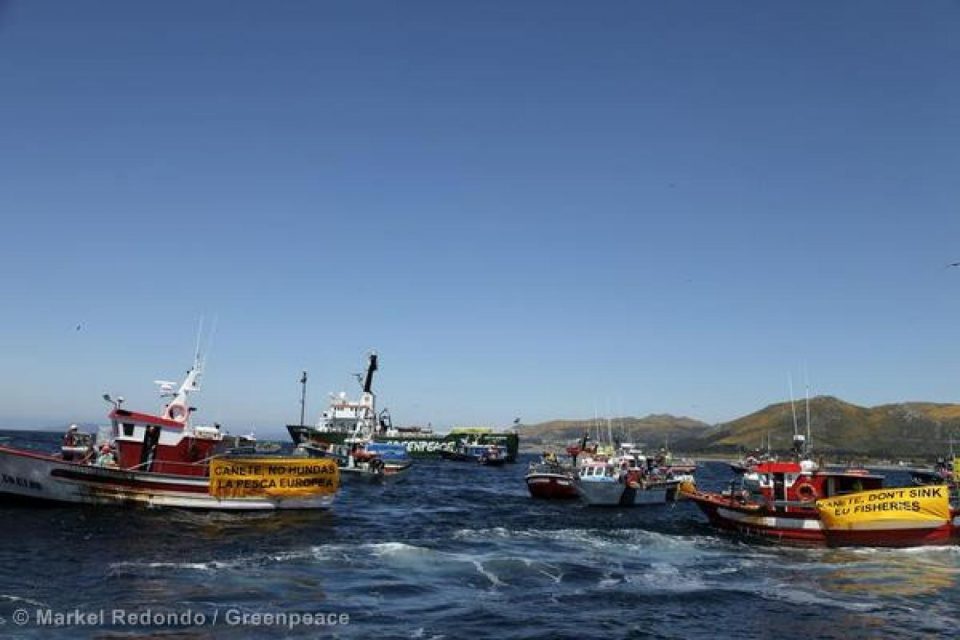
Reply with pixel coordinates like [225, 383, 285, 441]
[95, 443, 116, 468]
[574, 432, 592, 463]
[62, 424, 82, 461]
[63, 424, 79, 446]
[654, 448, 667, 468]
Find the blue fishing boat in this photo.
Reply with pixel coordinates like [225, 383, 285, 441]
[440, 441, 508, 466]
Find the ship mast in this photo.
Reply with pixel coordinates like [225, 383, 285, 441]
[362, 352, 378, 394]
[788, 373, 805, 458]
[804, 368, 813, 455]
[358, 352, 378, 432]
[299, 371, 308, 427]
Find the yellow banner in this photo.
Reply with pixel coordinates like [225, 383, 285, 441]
[816, 485, 950, 531]
[209, 457, 339, 499]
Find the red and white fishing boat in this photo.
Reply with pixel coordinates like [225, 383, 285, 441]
[525, 454, 578, 499]
[684, 437, 957, 546]
[0, 355, 338, 510]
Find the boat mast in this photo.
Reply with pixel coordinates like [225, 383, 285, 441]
[162, 352, 202, 424]
[804, 369, 812, 455]
[788, 373, 806, 458]
[299, 370, 308, 427]
[593, 403, 600, 444]
[788, 374, 800, 438]
[605, 399, 613, 446]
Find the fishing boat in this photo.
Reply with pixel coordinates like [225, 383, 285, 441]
[439, 441, 509, 465]
[646, 446, 697, 476]
[729, 452, 780, 475]
[729, 433, 778, 474]
[525, 453, 578, 499]
[0, 355, 339, 510]
[910, 458, 955, 486]
[575, 445, 682, 506]
[297, 439, 412, 483]
[910, 440, 957, 488]
[683, 435, 956, 546]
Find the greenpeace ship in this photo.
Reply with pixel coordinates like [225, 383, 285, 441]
[287, 353, 519, 461]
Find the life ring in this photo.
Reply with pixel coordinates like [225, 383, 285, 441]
[795, 482, 818, 502]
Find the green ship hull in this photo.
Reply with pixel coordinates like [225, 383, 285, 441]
[287, 425, 519, 462]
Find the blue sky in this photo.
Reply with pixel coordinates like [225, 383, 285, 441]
[1, 1, 958, 435]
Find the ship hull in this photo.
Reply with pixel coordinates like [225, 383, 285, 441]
[0, 445, 336, 511]
[525, 472, 578, 499]
[288, 425, 519, 462]
[576, 479, 677, 506]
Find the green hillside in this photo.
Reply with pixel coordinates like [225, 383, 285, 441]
[522, 397, 960, 459]
[678, 396, 960, 458]
[521, 414, 710, 451]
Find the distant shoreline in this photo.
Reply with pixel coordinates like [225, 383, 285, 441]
[520, 445, 938, 470]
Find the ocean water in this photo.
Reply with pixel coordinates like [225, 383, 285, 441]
[0, 429, 957, 639]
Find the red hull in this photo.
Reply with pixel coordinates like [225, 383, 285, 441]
[525, 473, 578, 500]
[823, 524, 954, 548]
[687, 491, 955, 547]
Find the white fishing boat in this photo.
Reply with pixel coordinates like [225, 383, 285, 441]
[0, 351, 339, 510]
[575, 445, 681, 507]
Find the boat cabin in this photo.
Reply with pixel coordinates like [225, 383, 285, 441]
[743, 460, 884, 510]
[578, 461, 616, 481]
[109, 408, 222, 476]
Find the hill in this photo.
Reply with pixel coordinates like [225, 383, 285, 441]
[520, 414, 711, 451]
[677, 396, 960, 459]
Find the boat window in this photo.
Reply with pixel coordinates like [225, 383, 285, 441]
[123, 423, 135, 437]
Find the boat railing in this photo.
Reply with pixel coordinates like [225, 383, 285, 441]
[120, 453, 225, 473]
[771, 499, 817, 509]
